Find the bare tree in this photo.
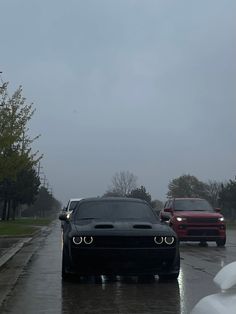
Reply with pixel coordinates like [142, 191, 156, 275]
[107, 171, 138, 196]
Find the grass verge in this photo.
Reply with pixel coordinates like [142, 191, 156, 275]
[0, 218, 52, 236]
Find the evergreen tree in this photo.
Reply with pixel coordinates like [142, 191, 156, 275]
[219, 179, 236, 220]
[167, 174, 208, 199]
[128, 185, 152, 205]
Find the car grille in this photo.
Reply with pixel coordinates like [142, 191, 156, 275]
[187, 229, 219, 236]
[95, 236, 156, 248]
[187, 217, 218, 223]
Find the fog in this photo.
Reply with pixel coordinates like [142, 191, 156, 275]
[1, 0, 235, 204]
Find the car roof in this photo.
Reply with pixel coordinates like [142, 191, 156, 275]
[79, 197, 148, 204]
[172, 198, 204, 201]
[68, 198, 83, 202]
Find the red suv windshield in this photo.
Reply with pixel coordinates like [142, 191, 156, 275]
[174, 199, 214, 212]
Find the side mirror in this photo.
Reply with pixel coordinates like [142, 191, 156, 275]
[59, 213, 68, 221]
[161, 212, 171, 222]
[215, 208, 221, 212]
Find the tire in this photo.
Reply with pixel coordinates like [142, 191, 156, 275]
[158, 250, 180, 281]
[105, 275, 117, 282]
[62, 247, 71, 281]
[199, 241, 208, 247]
[216, 238, 226, 247]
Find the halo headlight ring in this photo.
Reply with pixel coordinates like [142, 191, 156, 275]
[83, 236, 93, 245]
[72, 236, 83, 245]
[154, 236, 175, 245]
[164, 236, 175, 245]
[154, 236, 164, 245]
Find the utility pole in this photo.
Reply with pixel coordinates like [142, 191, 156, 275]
[42, 175, 47, 187]
[0, 71, 4, 94]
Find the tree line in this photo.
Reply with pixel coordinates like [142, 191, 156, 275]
[1, 79, 234, 220]
[0, 81, 60, 220]
[105, 171, 236, 220]
[167, 174, 236, 219]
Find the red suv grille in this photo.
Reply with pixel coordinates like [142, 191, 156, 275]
[187, 217, 218, 223]
[187, 229, 219, 236]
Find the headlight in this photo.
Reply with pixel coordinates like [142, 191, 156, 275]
[154, 236, 175, 245]
[83, 236, 93, 245]
[218, 217, 224, 222]
[154, 236, 164, 244]
[72, 236, 83, 245]
[176, 217, 186, 222]
[72, 236, 94, 245]
[164, 236, 175, 245]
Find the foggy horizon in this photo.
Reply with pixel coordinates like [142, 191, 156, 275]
[1, 0, 235, 205]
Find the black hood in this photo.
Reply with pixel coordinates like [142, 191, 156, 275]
[70, 219, 175, 237]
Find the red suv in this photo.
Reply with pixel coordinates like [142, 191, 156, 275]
[160, 198, 226, 246]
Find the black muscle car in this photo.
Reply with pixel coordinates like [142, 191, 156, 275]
[59, 197, 180, 281]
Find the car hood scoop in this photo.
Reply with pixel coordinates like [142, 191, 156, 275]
[94, 224, 114, 229]
[74, 220, 158, 233]
[132, 224, 152, 229]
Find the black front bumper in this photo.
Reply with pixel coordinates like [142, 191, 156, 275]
[66, 246, 179, 276]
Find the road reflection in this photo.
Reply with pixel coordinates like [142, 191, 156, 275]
[62, 276, 181, 314]
[178, 242, 228, 313]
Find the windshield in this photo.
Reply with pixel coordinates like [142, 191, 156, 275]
[73, 200, 158, 222]
[174, 199, 214, 212]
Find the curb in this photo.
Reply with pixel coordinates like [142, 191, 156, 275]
[0, 226, 50, 270]
[0, 225, 53, 309]
[0, 238, 32, 269]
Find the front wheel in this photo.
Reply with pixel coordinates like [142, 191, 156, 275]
[62, 247, 71, 281]
[158, 250, 180, 281]
[216, 238, 226, 247]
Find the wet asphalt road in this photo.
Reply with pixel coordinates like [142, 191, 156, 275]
[0, 222, 236, 314]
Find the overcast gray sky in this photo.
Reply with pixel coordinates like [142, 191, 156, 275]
[1, 0, 236, 204]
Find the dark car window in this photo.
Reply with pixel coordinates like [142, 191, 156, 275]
[165, 200, 171, 209]
[69, 201, 80, 211]
[73, 200, 158, 222]
[174, 199, 214, 212]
